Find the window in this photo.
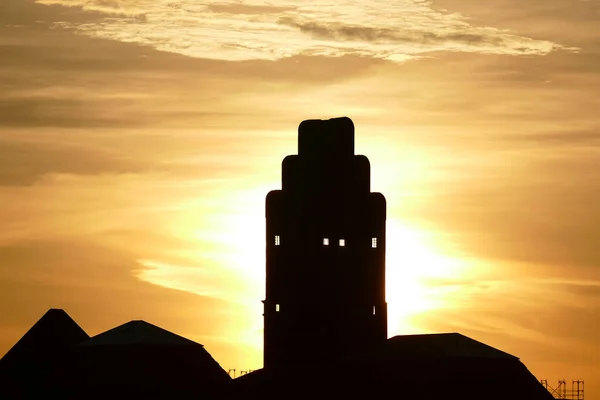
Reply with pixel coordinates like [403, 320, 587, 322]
[372, 237, 377, 248]
[276, 304, 280, 312]
[323, 238, 329, 246]
[275, 235, 280, 246]
[372, 306, 376, 315]
[339, 239, 345, 247]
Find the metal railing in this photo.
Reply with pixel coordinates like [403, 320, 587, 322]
[541, 379, 584, 400]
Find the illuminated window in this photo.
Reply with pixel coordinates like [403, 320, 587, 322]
[275, 235, 280, 246]
[323, 238, 329, 246]
[372, 306, 376, 315]
[372, 237, 377, 248]
[276, 304, 280, 312]
[339, 239, 345, 247]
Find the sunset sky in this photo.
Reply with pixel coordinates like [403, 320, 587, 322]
[1, 0, 599, 395]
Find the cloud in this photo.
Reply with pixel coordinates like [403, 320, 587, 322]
[0, 0, 107, 26]
[411, 149, 600, 270]
[136, 259, 260, 306]
[33, 0, 572, 62]
[277, 17, 550, 51]
[206, 3, 295, 15]
[0, 97, 142, 128]
[0, 1, 393, 133]
[498, 130, 600, 147]
[0, 137, 143, 186]
[408, 274, 600, 375]
[430, 0, 600, 47]
[0, 239, 241, 360]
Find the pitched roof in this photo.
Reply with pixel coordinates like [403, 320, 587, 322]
[79, 320, 202, 347]
[0, 308, 89, 366]
[72, 319, 232, 393]
[234, 334, 551, 400]
[237, 333, 517, 383]
[384, 333, 518, 360]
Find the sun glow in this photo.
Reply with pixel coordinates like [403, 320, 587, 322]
[135, 174, 471, 363]
[136, 182, 271, 350]
[385, 218, 470, 336]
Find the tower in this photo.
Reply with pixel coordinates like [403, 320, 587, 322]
[264, 117, 387, 370]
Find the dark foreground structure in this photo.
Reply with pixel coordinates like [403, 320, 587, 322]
[0, 309, 231, 399]
[235, 333, 552, 400]
[0, 118, 553, 399]
[264, 117, 387, 370]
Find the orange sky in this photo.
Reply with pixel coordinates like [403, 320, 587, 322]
[1, 0, 599, 396]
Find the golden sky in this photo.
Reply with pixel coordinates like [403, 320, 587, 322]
[1, 0, 599, 395]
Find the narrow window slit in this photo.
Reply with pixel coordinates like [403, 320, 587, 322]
[275, 235, 281, 246]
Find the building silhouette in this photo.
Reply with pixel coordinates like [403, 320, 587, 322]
[68, 320, 231, 399]
[0, 310, 231, 399]
[264, 116, 387, 370]
[235, 333, 556, 400]
[0, 117, 560, 399]
[0, 309, 89, 397]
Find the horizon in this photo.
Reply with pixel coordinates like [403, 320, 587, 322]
[0, 0, 598, 397]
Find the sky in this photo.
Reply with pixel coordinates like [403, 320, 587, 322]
[0, 0, 599, 395]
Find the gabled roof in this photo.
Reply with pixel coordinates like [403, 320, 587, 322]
[234, 333, 550, 400]
[238, 333, 517, 383]
[73, 319, 232, 391]
[0, 308, 89, 366]
[79, 320, 202, 347]
[384, 332, 518, 360]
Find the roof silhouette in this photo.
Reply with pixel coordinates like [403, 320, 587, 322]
[0, 308, 89, 366]
[69, 319, 231, 399]
[383, 332, 518, 359]
[79, 320, 200, 347]
[0, 309, 90, 398]
[234, 333, 553, 400]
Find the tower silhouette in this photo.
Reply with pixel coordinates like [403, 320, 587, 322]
[264, 117, 387, 370]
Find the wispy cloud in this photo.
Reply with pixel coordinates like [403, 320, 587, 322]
[36, 0, 573, 62]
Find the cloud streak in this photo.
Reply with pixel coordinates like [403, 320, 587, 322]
[36, 0, 573, 62]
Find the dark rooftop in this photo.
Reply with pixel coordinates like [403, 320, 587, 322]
[71, 319, 231, 399]
[384, 332, 518, 360]
[79, 320, 201, 347]
[233, 333, 552, 400]
[0, 308, 89, 366]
